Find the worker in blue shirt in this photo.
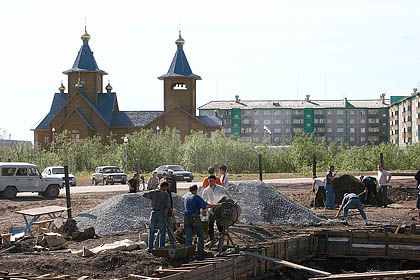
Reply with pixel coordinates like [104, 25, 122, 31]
[184, 184, 219, 255]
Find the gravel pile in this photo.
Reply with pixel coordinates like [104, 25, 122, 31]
[227, 181, 324, 225]
[76, 182, 324, 236]
[75, 193, 184, 236]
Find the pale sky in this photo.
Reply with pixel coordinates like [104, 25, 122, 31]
[1, 0, 420, 141]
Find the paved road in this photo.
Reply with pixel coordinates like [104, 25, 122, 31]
[66, 175, 413, 194]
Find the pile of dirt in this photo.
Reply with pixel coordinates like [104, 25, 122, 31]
[332, 174, 364, 204]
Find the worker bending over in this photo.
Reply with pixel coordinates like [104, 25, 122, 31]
[335, 193, 370, 226]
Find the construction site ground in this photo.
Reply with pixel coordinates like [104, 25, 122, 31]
[1, 178, 419, 279]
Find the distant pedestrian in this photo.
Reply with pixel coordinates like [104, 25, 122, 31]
[359, 175, 379, 206]
[128, 173, 140, 193]
[377, 164, 392, 208]
[415, 170, 420, 210]
[219, 165, 229, 188]
[312, 176, 326, 207]
[335, 193, 370, 226]
[202, 167, 221, 190]
[325, 165, 336, 210]
[147, 171, 160, 190]
[183, 184, 219, 256]
[143, 181, 171, 252]
[167, 169, 177, 194]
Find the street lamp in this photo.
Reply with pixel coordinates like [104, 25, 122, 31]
[124, 136, 128, 173]
[51, 127, 56, 151]
[156, 126, 160, 140]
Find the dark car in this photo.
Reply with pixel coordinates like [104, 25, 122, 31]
[153, 165, 194, 182]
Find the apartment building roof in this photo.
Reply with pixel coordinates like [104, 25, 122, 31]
[199, 98, 390, 110]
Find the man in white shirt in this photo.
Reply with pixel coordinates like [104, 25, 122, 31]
[377, 164, 391, 208]
[219, 165, 229, 188]
[201, 175, 228, 246]
[312, 176, 326, 207]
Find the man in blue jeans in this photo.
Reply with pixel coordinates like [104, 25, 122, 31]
[143, 181, 171, 252]
[335, 193, 370, 225]
[325, 165, 336, 210]
[183, 184, 219, 255]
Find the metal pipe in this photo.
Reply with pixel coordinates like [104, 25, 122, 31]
[240, 250, 331, 276]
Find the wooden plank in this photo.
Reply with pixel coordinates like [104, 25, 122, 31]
[309, 269, 420, 279]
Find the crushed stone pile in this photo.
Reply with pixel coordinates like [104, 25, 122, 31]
[76, 193, 184, 236]
[227, 181, 324, 225]
[76, 182, 325, 236]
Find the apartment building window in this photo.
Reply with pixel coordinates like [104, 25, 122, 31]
[223, 127, 231, 133]
[337, 119, 344, 124]
[242, 110, 251, 116]
[224, 119, 231, 125]
[360, 110, 365, 115]
[314, 109, 323, 115]
[285, 128, 291, 133]
[254, 128, 259, 133]
[368, 136, 379, 142]
[285, 110, 291, 115]
[326, 110, 332, 115]
[360, 136, 366, 142]
[368, 109, 379, 114]
[254, 119, 259, 125]
[360, 119, 366, 124]
[294, 110, 303, 115]
[337, 110, 344, 116]
[368, 118, 379, 124]
[336, 136, 344, 141]
[286, 119, 291, 124]
[244, 127, 252, 133]
[242, 119, 250, 124]
[264, 110, 271, 116]
[360, 127, 366, 133]
[264, 120, 271, 125]
[350, 118, 355, 124]
[293, 127, 303, 133]
[368, 127, 380, 133]
[350, 110, 355, 115]
[337, 127, 344, 133]
[327, 119, 332, 124]
[254, 110, 260, 116]
[293, 119, 304, 124]
[274, 119, 281, 124]
[274, 128, 281, 133]
[327, 128, 332, 133]
[350, 137, 355, 142]
[315, 127, 325, 132]
[274, 110, 281, 116]
[350, 127, 355, 133]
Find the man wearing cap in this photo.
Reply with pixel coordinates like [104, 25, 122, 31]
[143, 181, 171, 252]
[335, 193, 370, 226]
[184, 184, 219, 255]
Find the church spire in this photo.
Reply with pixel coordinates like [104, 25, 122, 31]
[158, 31, 201, 80]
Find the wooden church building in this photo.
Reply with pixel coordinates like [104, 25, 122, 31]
[33, 29, 220, 147]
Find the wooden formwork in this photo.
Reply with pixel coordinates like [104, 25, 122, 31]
[315, 230, 420, 260]
[126, 234, 314, 280]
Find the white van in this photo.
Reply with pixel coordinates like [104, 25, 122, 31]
[0, 162, 63, 199]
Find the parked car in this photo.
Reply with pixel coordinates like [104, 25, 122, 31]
[42, 166, 77, 186]
[91, 166, 127, 185]
[0, 162, 63, 199]
[152, 165, 194, 182]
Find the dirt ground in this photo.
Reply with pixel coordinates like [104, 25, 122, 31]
[1, 178, 419, 278]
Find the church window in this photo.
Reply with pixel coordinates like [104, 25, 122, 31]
[70, 129, 80, 141]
